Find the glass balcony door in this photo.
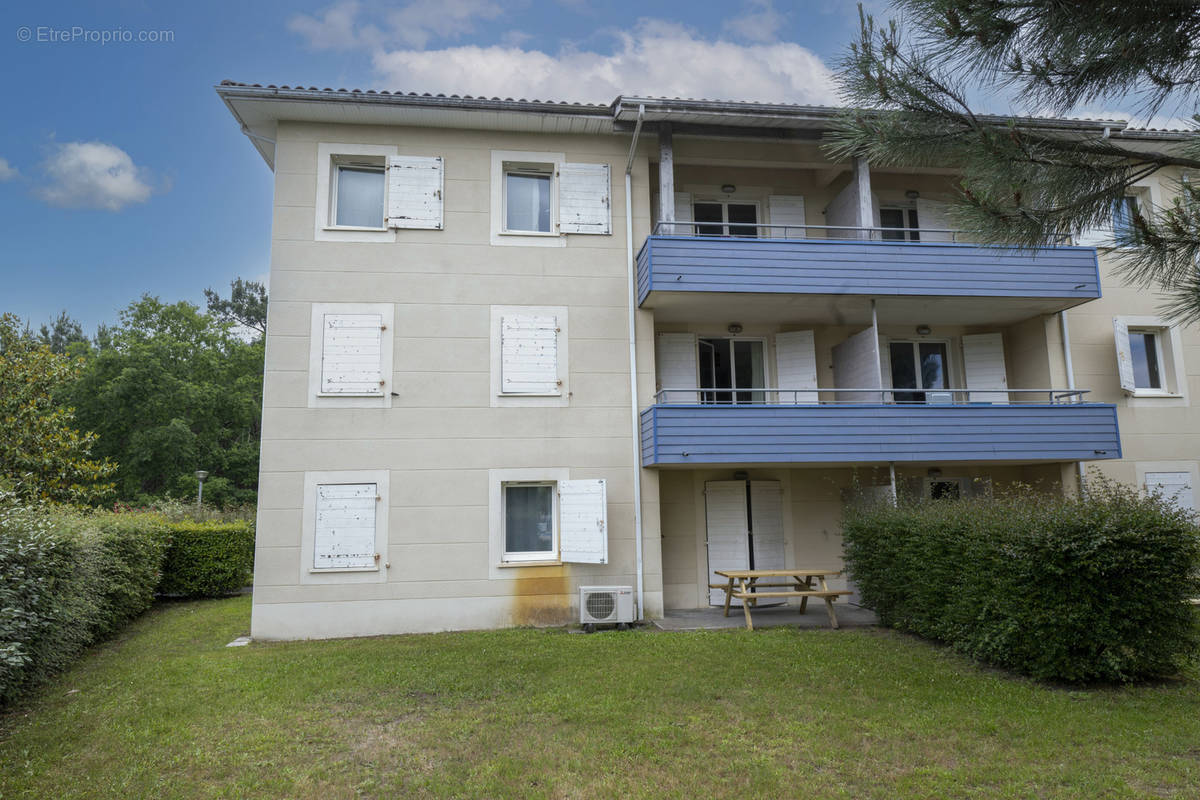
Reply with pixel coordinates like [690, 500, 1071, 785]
[694, 201, 759, 237]
[699, 338, 766, 405]
[889, 340, 949, 403]
[879, 207, 921, 241]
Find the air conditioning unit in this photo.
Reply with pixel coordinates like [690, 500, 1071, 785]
[580, 585, 635, 631]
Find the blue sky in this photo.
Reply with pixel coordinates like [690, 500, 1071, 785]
[0, 1, 907, 331]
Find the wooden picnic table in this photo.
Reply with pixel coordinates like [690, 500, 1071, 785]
[712, 569, 852, 631]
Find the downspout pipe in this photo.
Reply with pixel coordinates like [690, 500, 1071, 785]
[624, 104, 646, 618]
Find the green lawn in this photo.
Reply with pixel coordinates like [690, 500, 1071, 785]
[2, 597, 1199, 799]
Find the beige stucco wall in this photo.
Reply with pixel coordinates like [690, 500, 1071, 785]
[253, 120, 661, 639]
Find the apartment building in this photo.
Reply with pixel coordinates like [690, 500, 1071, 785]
[218, 82, 1197, 639]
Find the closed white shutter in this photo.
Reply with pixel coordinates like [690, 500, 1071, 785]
[501, 314, 560, 394]
[915, 198, 954, 242]
[387, 155, 443, 230]
[559, 163, 610, 234]
[314, 483, 377, 569]
[774, 330, 817, 403]
[749, 481, 786, 572]
[961, 332, 1010, 403]
[879, 336, 893, 402]
[1113, 318, 1136, 393]
[705, 480, 749, 606]
[655, 332, 698, 403]
[1146, 472, 1196, 512]
[559, 479, 607, 564]
[673, 191, 693, 235]
[768, 195, 807, 239]
[321, 313, 384, 395]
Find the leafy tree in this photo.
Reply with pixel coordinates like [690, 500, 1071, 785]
[37, 311, 89, 355]
[204, 278, 267, 337]
[828, 1, 1200, 322]
[63, 296, 264, 505]
[0, 314, 115, 504]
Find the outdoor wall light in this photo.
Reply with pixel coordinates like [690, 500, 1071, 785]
[721, 184, 737, 194]
[927, 467, 943, 478]
[728, 323, 744, 334]
[905, 189, 920, 199]
[916, 324, 932, 335]
[733, 471, 750, 481]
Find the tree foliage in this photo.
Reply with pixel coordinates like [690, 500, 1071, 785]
[204, 278, 267, 337]
[827, 1, 1200, 322]
[62, 296, 264, 506]
[0, 314, 115, 504]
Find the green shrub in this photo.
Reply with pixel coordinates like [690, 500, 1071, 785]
[157, 520, 254, 598]
[843, 477, 1200, 683]
[0, 500, 169, 704]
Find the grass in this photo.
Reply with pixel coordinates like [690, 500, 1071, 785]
[2, 598, 1200, 799]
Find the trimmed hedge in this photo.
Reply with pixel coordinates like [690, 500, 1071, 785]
[0, 505, 169, 704]
[158, 520, 255, 598]
[843, 478, 1200, 683]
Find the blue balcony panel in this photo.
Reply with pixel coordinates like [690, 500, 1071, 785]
[636, 236, 1101, 307]
[640, 404, 1121, 467]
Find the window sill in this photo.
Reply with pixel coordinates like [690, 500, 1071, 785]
[498, 558, 561, 568]
[497, 391, 563, 398]
[499, 229, 559, 238]
[323, 225, 389, 233]
[1128, 390, 1183, 399]
[316, 392, 386, 398]
[309, 566, 380, 574]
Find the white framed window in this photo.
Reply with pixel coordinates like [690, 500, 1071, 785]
[887, 339, 952, 403]
[879, 206, 921, 241]
[300, 470, 389, 584]
[488, 468, 608, 570]
[924, 476, 971, 500]
[308, 303, 394, 409]
[693, 199, 760, 237]
[316, 143, 397, 243]
[490, 306, 568, 407]
[489, 150, 611, 246]
[1113, 316, 1186, 400]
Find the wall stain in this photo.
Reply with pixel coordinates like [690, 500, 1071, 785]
[509, 565, 572, 626]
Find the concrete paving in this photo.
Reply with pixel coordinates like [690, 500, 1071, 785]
[651, 602, 878, 631]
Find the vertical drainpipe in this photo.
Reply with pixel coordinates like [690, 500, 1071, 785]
[624, 104, 646, 618]
[1060, 310, 1086, 493]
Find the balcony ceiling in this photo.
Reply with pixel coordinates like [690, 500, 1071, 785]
[646, 292, 1093, 327]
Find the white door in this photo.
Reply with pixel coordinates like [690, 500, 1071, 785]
[705, 480, 787, 606]
[1145, 472, 1196, 513]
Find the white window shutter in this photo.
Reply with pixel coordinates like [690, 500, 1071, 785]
[768, 195, 806, 239]
[1145, 472, 1196, 512]
[387, 155, 443, 230]
[915, 198, 954, 242]
[501, 314, 560, 394]
[878, 336, 893, 402]
[559, 162, 611, 234]
[961, 332, 1010, 403]
[655, 332, 698, 403]
[832, 327, 883, 403]
[672, 191, 693, 235]
[559, 479, 607, 564]
[1113, 318, 1136, 393]
[321, 313, 384, 395]
[314, 483, 377, 569]
[774, 331, 817, 403]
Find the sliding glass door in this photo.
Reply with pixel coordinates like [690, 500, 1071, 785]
[699, 338, 766, 404]
[889, 341, 949, 403]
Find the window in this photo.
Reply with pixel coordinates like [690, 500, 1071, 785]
[889, 341, 949, 403]
[308, 303, 394, 409]
[925, 477, 970, 500]
[300, 470, 389, 584]
[333, 162, 385, 229]
[491, 473, 608, 567]
[1112, 196, 1139, 239]
[699, 338, 766, 404]
[503, 483, 556, 561]
[879, 207, 921, 241]
[504, 167, 553, 233]
[694, 201, 759, 237]
[1129, 329, 1163, 389]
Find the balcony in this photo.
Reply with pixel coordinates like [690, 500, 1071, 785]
[639, 388, 1120, 467]
[636, 225, 1101, 323]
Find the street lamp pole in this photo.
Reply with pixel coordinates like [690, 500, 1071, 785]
[195, 470, 209, 507]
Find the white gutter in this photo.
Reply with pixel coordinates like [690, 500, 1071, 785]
[1060, 310, 1086, 493]
[624, 104, 646, 619]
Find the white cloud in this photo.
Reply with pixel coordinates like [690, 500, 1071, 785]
[723, 0, 785, 44]
[371, 19, 838, 104]
[0, 158, 17, 182]
[37, 142, 155, 212]
[289, 0, 502, 51]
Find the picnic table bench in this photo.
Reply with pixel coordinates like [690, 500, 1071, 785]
[712, 569, 852, 631]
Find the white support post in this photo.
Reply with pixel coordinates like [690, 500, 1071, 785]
[658, 124, 674, 231]
[889, 462, 898, 506]
[853, 157, 872, 239]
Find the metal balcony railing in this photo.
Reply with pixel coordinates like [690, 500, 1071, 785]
[653, 387, 1092, 405]
[650, 221, 1074, 245]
